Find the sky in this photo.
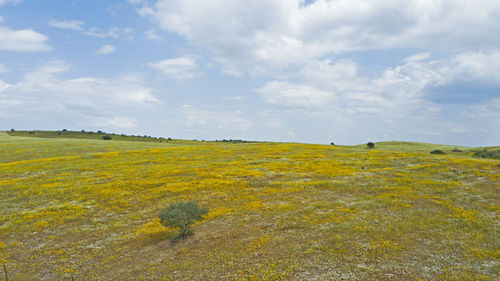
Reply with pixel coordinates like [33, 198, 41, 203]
[0, 0, 499, 146]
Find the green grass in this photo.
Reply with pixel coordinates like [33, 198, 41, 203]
[6, 130, 170, 143]
[0, 132, 167, 163]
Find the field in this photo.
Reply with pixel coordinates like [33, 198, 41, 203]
[0, 132, 498, 280]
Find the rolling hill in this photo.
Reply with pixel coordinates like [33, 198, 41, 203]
[0, 131, 498, 280]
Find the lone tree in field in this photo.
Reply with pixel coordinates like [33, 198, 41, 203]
[159, 201, 208, 240]
[367, 142, 375, 149]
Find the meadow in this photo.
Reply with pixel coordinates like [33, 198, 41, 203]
[0, 132, 498, 280]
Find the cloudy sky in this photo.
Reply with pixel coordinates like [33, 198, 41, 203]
[1, 0, 499, 146]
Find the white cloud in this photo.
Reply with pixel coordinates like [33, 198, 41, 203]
[437, 51, 500, 84]
[249, 49, 500, 145]
[222, 96, 247, 101]
[135, 0, 500, 75]
[0, 26, 51, 52]
[256, 81, 334, 107]
[48, 19, 85, 31]
[84, 27, 120, 39]
[88, 116, 138, 129]
[46, 19, 133, 40]
[1, 61, 159, 110]
[403, 52, 431, 62]
[127, 0, 144, 4]
[96, 44, 116, 55]
[298, 59, 360, 91]
[179, 105, 252, 133]
[0, 0, 21, 6]
[145, 29, 164, 40]
[20, 60, 70, 92]
[0, 16, 4, 22]
[148, 57, 202, 81]
[84, 27, 133, 40]
[289, 50, 500, 110]
[0, 62, 8, 73]
[0, 80, 11, 92]
[54, 75, 160, 106]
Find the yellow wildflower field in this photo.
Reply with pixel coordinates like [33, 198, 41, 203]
[0, 133, 498, 280]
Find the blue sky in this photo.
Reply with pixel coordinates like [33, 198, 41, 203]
[1, 0, 499, 146]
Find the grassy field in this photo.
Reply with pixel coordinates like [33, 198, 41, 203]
[0, 132, 498, 280]
[6, 130, 171, 144]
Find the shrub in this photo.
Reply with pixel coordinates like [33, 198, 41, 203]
[472, 150, 500, 160]
[159, 201, 208, 240]
[367, 142, 375, 149]
[102, 136, 112, 140]
[330, 142, 335, 145]
[10, 128, 15, 132]
[430, 149, 446, 155]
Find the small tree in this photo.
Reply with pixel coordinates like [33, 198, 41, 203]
[367, 142, 375, 149]
[159, 201, 208, 240]
[102, 135, 112, 140]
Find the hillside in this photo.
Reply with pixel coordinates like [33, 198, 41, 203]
[6, 130, 170, 144]
[0, 132, 498, 280]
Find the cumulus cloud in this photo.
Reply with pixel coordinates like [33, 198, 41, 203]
[0, 26, 51, 52]
[148, 57, 202, 81]
[248, 50, 500, 144]
[96, 44, 116, 55]
[48, 19, 85, 31]
[133, 0, 500, 75]
[0, 61, 159, 114]
[256, 81, 334, 107]
[284, 51, 500, 109]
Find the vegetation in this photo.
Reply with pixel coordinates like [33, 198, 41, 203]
[367, 142, 375, 149]
[158, 201, 208, 240]
[6, 130, 170, 143]
[430, 149, 446, 155]
[472, 149, 500, 160]
[0, 132, 498, 280]
[102, 136, 112, 140]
